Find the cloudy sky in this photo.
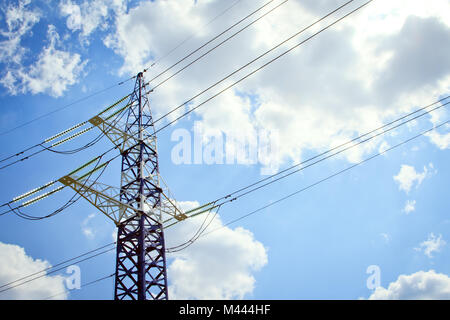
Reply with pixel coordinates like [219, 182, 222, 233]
[0, 0, 449, 300]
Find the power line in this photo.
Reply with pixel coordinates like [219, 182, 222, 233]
[166, 205, 222, 253]
[163, 96, 449, 228]
[0, 132, 104, 171]
[0, 242, 115, 291]
[4, 91, 445, 224]
[0, 93, 131, 171]
[0, 245, 116, 296]
[1, 150, 109, 218]
[0, 2, 278, 171]
[0, 0, 357, 175]
[0, 0, 356, 174]
[2, 90, 447, 225]
[6, 120, 446, 296]
[151, 0, 361, 132]
[43, 273, 116, 300]
[5, 107, 446, 274]
[0, 79, 134, 138]
[213, 97, 450, 203]
[12, 157, 108, 220]
[0, 0, 365, 224]
[211, 99, 450, 207]
[148, 0, 289, 91]
[201, 119, 450, 237]
[147, 0, 244, 69]
[145, 0, 278, 85]
[0, 0, 247, 139]
[0, 128, 136, 214]
[0, 109, 130, 211]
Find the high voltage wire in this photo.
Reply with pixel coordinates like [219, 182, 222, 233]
[151, 0, 359, 130]
[148, 0, 243, 69]
[163, 96, 450, 228]
[0, 0, 361, 172]
[0, 0, 283, 172]
[1, 95, 448, 222]
[145, 0, 285, 89]
[0, 242, 115, 291]
[0, 132, 104, 171]
[43, 273, 116, 300]
[3, 114, 445, 296]
[0, 103, 131, 213]
[198, 119, 450, 240]
[5, 158, 106, 220]
[1, 0, 447, 214]
[0, 0, 245, 140]
[209, 99, 450, 207]
[0, 245, 116, 296]
[0, 150, 109, 218]
[0, 79, 134, 138]
[0, 94, 131, 171]
[0, 0, 367, 176]
[168, 116, 450, 249]
[1, 0, 447, 300]
[0, 133, 137, 214]
[166, 205, 222, 253]
[5, 0, 442, 299]
[2, 113, 449, 293]
[0, 0, 367, 178]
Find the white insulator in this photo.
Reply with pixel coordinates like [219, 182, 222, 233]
[51, 126, 93, 147]
[13, 181, 56, 202]
[22, 186, 65, 207]
[44, 122, 87, 143]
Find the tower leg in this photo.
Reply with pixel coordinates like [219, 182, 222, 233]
[114, 214, 168, 300]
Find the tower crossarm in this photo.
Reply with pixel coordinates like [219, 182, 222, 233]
[162, 200, 220, 229]
[157, 175, 187, 222]
[89, 115, 138, 154]
[58, 175, 138, 225]
[57, 165, 188, 226]
[159, 191, 187, 222]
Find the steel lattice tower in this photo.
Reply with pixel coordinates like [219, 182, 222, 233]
[114, 73, 169, 300]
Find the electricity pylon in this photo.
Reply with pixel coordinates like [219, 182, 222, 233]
[59, 72, 188, 299]
[113, 72, 169, 300]
[23, 71, 216, 299]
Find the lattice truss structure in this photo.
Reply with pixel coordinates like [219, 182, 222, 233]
[114, 73, 169, 300]
[11, 72, 218, 299]
[54, 76, 188, 225]
[58, 73, 186, 300]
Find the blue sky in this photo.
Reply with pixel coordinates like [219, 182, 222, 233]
[0, 0, 449, 300]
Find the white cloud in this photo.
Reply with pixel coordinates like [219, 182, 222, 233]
[415, 233, 446, 258]
[403, 200, 416, 214]
[393, 164, 430, 194]
[103, 0, 450, 171]
[426, 129, 450, 150]
[0, 1, 87, 97]
[0, 242, 67, 300]
[165, 201, 268, 300]
[0, 0, 40, 63]
[368, 270, 450, 300]
[103, 0, 209, 75]
[81, 213, 96, 239]
[1, 24, 87, 97]
[60, 0, 126, 44]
